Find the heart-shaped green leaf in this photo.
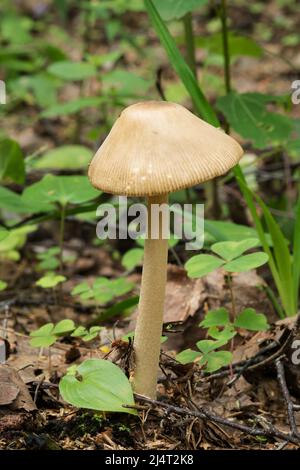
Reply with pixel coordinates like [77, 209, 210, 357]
[185, 254, 224, 278]
[199, 308, 229, 327]
[59, 359, 136, 415]
[30, 323, 56, 348]
[176, 349, 201, 365]
[199, 351, 233, 372]
[234, 308, 269, 331]
[224, 252, 269, 272]
[211, 238, 259, 261]
[52, 319, 76, 335]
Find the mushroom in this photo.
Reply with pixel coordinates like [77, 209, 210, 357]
[88, 101, 243, 398]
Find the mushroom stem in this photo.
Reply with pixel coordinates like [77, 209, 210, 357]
[132, 194, 169, 398]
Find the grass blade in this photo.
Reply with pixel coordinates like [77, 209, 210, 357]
[293, 193, 300, 312]
[144, 0, 219, 126]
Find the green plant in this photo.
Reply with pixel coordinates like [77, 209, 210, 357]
[71, 277, 134, 304]
[59, 359, 136, 415]
[36, 272, 66, 289]
[177, 306, 269, 371]
[185, 238, 268, 278]
[29, 320, 76, 348]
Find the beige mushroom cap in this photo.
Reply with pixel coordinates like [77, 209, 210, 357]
[88, 101, 243, 196]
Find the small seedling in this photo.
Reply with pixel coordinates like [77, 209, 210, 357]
[71, 326, 102, 342]
[36, 272, 66, 289]
[71, 276, 134, 304]
[176, 306, 269, 372]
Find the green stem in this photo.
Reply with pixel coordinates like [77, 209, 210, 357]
[59, 204, 66, 273]
[182, 12, 197, 78]
[220, 0, 231, 95]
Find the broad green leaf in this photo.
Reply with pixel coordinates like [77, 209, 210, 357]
[199, 308, 229, 327]
[42, 97, 103, 118]
[59, 359, 136, 414]
[52, 319, 76, 335]
[22, 175, 99, 208]
[197, 33, 262, 58]
[144, 0, 219, 126]
[47, 61, 97, 80]
[32, 146, 93, 170]
[30, 323, 56, 348]
[36, 273, 66, 288]
[0, 139, 25, 184]
[102, 70, 151, 95]
[234, 308, 269, 331]
[205, 219, 269, 245]
[211, 238, 260, 261]
[224, 252, 269, 272]
[122, 248, 144, 270]
[185, 254, 224, 278]
[0, 280, 7, 291]
[217, 92, 293, 148]
[0, 186, 46, 213]
[176, 348, 201, 364]
[152, 0, 208, 21]
[93, 277, 134, 304]
[200, 351, 232, 373]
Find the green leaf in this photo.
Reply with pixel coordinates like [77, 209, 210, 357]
[32, 146, 93, 170]
[71, 282, 90, 297]
[200, 351, 233, 373]
[152, 0, 208, 21]
[42, 97, 103, 118]
[217, 92, 293, 148]
[224, 252, 269, 272]
[52, 319, 76, 335]
[81, 326, 102, 342]
[196, 33, 262, 58]
[144, 0, 219, 126]
[93, 278, 134, 304]
[211, 238, 260, 261]
[176, 349, 201, 364]
[234, 308, 269, 331]
[22, 175, 99, 208]
[30, 323, 56, 348]
[199, 308, 230, 327]
[293, 195, 300, 311]
[121, 248, 144, 270]
[252, 191, 295, 316]
[59, 359, 136, 414]
[204, 219, 270, 245]
[102, 70, 151, 96]
[0, 280, 7, 291]
[36, 273, 66, 288]
[185, 254, 224, 278]
[0, 139, 25, 184]
[208, 325, 236, 342]
[99, 296, 139, 322]
[71, 326, 88, 337]
[47, 61, 97, 80]
[0, 228, 8, 242]
[0, 186, 45, 213]
[196, 339, 225, 354]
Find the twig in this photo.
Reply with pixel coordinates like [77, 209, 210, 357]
[126, 394, 300, 445]
[275, 356, 300, 439]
